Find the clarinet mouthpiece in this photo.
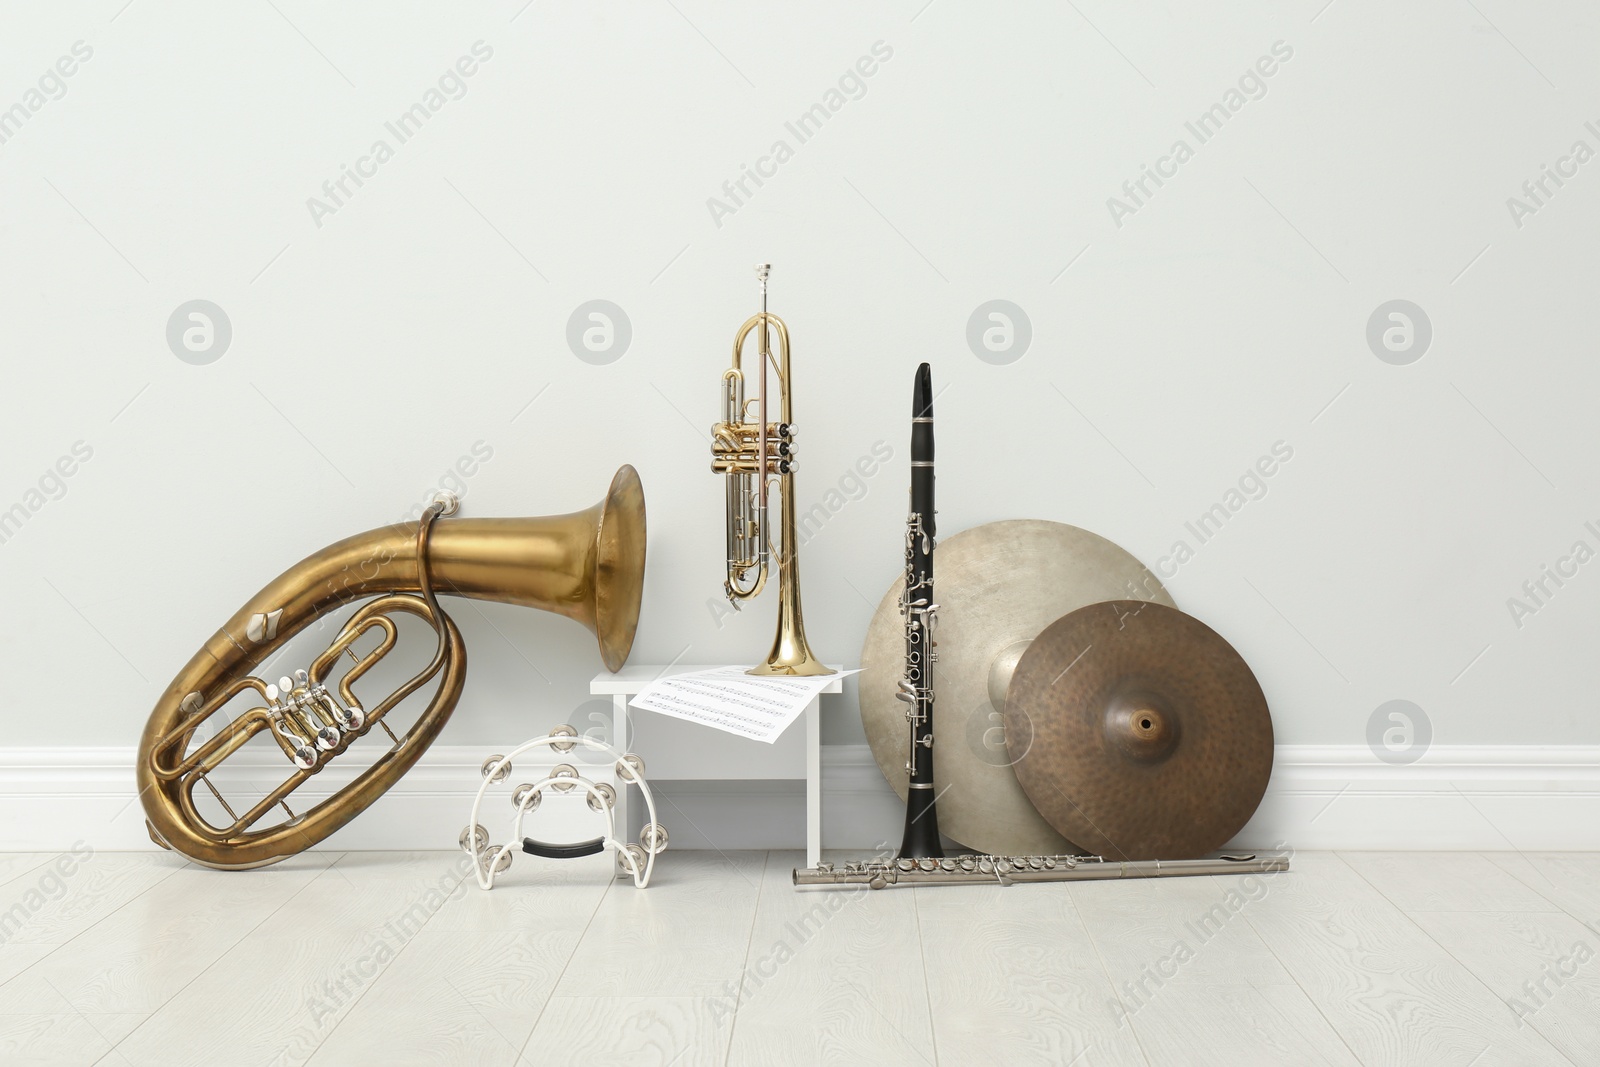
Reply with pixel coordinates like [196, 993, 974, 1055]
[914, 362, 933, 418]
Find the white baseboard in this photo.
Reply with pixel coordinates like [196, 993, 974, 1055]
[1238, 745, 1600, 852]
[3, 745, 1597, 854]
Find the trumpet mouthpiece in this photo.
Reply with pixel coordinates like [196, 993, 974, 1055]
[755, 263, 771, 290]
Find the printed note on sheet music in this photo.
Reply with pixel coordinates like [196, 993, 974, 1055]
[629, 666, 858, 743]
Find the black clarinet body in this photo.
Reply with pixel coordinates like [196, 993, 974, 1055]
[897, 363, 943, 858]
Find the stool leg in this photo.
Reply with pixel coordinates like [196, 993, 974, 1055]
[613, 694, 631, 848]
[806, 696, 821, 869]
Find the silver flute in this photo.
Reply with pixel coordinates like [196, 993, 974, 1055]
[793, 851, 1291, 889]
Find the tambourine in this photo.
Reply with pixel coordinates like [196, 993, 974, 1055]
[461, 724, 667, 889]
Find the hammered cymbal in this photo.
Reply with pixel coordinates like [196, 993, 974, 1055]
[1003, 601, 1272, 861]
[860, 521, 1175, 857]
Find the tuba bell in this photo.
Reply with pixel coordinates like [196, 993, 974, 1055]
[138, 465, 646, 870]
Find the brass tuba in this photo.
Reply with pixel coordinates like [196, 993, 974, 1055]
[138, 465, 646, 870]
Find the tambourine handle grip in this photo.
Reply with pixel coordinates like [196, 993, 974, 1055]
[521, 836, 606, 860]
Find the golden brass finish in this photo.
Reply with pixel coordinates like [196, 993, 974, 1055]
[711, 264, 832, 676]
[137, 465, 647, 870]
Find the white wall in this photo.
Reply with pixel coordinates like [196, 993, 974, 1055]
[3, 1, 1596, 770]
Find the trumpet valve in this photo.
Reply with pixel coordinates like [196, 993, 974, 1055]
[315, 725, 341, 751]
[711, 456, 764, 476]
[290, 743, 318, 771]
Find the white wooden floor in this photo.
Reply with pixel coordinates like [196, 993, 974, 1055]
[0, 848, 1597, 1066]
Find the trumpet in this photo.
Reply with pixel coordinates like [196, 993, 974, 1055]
[711, 264, 832, 676]
[138, 466, 647, 870]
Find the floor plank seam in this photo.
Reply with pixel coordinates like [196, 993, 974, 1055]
[653, 792, 763, 895]
[1494, 855, 1597, 931]
[1193, 865, 1366, 1066]
[1514, 868, 1600, 1061]
[102, 852, 347, 1067]
[1066, 881, 1155, 1067]
[7, 852, 195, 1065]
[518, 864, 617, 1065]
[1333, 853, 1582, 1067]
[0, 855, 64, 896]
[12, 851, 1600, 1065]
[304, 853, 491, 1066]
[720, 848, 770, 1067]
[19, 855, 189, 970]
[1233, 888, 1365, 1067]
[1244, 970, 1358, 1067]
[908, 888, 940, 1067]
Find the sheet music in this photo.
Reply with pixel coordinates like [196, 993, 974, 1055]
[628, 666, 857, 743]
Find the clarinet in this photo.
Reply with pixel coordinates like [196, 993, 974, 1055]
[897, 363, 943, 859]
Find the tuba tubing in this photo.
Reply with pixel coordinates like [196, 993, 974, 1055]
[138, 465, 646, 870]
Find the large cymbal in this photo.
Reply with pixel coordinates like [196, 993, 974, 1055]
[1003, 601, 1272, 860]
[860, 520, 1175, 857]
